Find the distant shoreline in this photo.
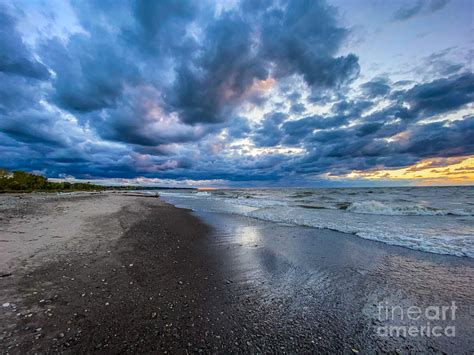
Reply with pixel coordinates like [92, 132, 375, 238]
[0, 168, 197, 194]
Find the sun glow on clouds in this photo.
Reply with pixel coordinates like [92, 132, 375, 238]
[249, 77, 276, 96]
[229, 138, 304, 157]
[344, 156, 474, 185]
[1, 0, 473, 187]
[239, 77, 280, 124]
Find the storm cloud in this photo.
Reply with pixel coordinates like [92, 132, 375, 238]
[0, 0, 472, 185]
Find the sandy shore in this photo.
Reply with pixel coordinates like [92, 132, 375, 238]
[0, 193, 473, 353]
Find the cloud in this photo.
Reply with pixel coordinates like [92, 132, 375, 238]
[257, 0, 360, 88]
[87, 86, 215, 147]
[0, 74, 43, 113]
[0, 110, 70, 147]
[360, 77, 391, 98]
[392, 1, 424, 21]
[246, 71, 474, 177]
[290, 103, 306, 114]
[402, 118, 474, 158]
[398, 72, 474, 117]
[40, 34, 139, 113]
[167, 0, 360, 125]
[168, 12, 269, 124]
[0, 0, 471, 185]
[253, 112, 287, 147]
[32, 0, 359, 128]
[0, 7, 50, 80]
[392, 0, 449, 22]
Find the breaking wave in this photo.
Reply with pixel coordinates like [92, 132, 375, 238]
[345, 200, 472, 216]
[159, 187, 474, 258]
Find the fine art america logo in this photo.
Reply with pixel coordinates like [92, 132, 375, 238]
[376, 301, 457, 338]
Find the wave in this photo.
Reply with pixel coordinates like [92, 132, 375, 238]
[298, 204, 327, 210]
[167, 191, 474, 217]
[345, 200, 472, 216]
[159, 188, 474, 258]
[245, 206, 474, 258]
[291, 191, 315, 198]
[195, 191, 211, 196]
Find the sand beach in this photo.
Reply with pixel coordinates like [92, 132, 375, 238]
[0, 192, 473, 353]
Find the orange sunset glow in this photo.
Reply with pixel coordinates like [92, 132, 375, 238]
[345, 156, 474, 185]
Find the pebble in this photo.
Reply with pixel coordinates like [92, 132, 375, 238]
[2, 302, 10, 307]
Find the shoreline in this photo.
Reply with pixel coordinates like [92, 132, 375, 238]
[1, 193, 473, 353]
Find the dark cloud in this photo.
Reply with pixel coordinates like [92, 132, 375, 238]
[402, 118, 474, 158]
[257, 0, 360, 88]
[247, 71, 473, 177]
[227, 117, 252, 139]
[286, 92, 302, 102]
[32, 0, 359, 130]
[40, 35, 139, 113]
[0, 111, 69, 147]
[290, 103, 306, 114]
[168, 0, 359, 124]
[398, 72, 474, 117]
[132, 0, 198, 52]
[0, 8, 50, 80]
[360, 77, 391, 98]
[253, 112, 287, 147]
[331, 99, 373, 117]
[0, 74, 42, 113]
[168, 12, 269, 124]
[86, 87, 215, 147]
[286, 116, 473, 175]
[0, 0, 471, 184]
[281, 114, 348, 144]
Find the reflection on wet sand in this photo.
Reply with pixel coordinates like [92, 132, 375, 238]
[196, 211, 474, 353]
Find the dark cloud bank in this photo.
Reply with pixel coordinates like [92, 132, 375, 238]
[0, 0, 472, 185]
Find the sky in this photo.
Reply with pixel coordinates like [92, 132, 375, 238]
[0, 0, 473, 187]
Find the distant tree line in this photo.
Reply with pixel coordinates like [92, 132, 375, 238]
[0, 169, 110, 192]
[0, 169, 195, 193]
[0, 169, 136, 192]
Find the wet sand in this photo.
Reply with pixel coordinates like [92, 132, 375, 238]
[0, 193, 473, 353]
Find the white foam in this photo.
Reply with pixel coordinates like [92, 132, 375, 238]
[246, 206, 474, 258]
[158, 187, 474, 258]
[346, 200, 445, 216]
